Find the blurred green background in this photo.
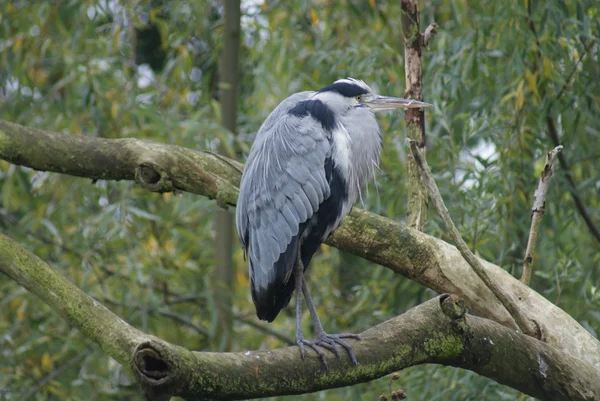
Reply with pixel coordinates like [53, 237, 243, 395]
[1, 0, 598, 400]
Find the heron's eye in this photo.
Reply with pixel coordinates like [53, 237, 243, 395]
[355, 95, 362, 102]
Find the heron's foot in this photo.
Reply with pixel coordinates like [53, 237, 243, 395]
[296, 332, 360, 367]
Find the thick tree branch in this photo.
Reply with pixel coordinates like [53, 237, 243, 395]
[521, 145, 563, 285]
[0, 120, 242, 207]
[133, 295, 600, 401]
[1, 120, 599, 367]
[1, 239, 598, 401]
[407, 140, 536, 338]
[0, 234, 152, 369]
[401, 0, 429, 230]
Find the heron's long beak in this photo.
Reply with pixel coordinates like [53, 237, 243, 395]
[366, 95, 432, 113]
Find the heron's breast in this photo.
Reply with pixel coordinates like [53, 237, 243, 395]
[345, 113, 382, 192]
[330, 125, 355, 216]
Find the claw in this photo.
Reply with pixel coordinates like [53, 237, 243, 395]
[296, 332, 360, 367]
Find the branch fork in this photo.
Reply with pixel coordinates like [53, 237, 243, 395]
[406, 139, 539, 338]
[1, 120, 600, 399]
[1, 120, 599, 368]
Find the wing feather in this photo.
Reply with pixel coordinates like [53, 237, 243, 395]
[235, 92, 334, 321]
[302, 180, 320, 210]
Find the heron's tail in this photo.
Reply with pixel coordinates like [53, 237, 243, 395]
[250, 236, 300, 322]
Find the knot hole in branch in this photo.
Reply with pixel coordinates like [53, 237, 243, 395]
[134, 342, 171, 383]
[133, 341, 178, 401]
[440, 294, 466, 320]
[135, 164, 175, 193]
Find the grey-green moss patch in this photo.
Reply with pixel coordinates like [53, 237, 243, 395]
[424, 333, 463, 359]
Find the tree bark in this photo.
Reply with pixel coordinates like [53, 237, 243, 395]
[133, 295, 600, 401]
[1, 120, 599, 368]
[401, 0, 428, 230]
[1, 239, 598, 401]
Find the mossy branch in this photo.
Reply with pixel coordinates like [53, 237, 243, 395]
[0, 120, 242, 205]
[1, 119, 599, 368]
[1, 238, 597, 401]
[0, 234, 150, 369]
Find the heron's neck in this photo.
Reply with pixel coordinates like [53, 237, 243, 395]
[338, 110, 382, 204]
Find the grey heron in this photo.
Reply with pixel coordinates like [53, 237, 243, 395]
[236, 78, 431, 365]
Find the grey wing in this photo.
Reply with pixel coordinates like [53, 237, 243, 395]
[236, 90, 317, 254]
[235, 101, 331, 301]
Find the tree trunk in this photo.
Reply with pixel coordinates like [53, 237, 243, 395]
[212, 0, 241, 351]
[401, 0, 429, 231]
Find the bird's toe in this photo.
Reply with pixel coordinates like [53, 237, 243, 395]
[296, 338, 306, 360]
[329, 336, 358, 365]
[301, 340, 329, 367]
[333, 332, 361, 341]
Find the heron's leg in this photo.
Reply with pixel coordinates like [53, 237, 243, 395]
[294, 262, 306, 358]
[301, 279, 360, 365]
[294, 255, 333, 364]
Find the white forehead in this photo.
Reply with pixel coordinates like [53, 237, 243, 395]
[334, 77, 373, 93]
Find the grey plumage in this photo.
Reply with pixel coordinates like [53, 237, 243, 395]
[235, 78, 431, 355]
[236, 91, 332, 319]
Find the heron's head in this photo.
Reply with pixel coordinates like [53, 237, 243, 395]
[313, 77, 431, 115]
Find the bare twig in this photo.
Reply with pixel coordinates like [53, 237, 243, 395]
[407, 140, 538, 338]
[546, 116, 600, 243]
[234, 313, 294, 345]
[156, 309, 211, 336]
[100, 295, 293, 343]
[18, 348, 94, 401]
[0, 208, 196, 302]
[555, 42, 589, 102]
[521, 146, 563, 285]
